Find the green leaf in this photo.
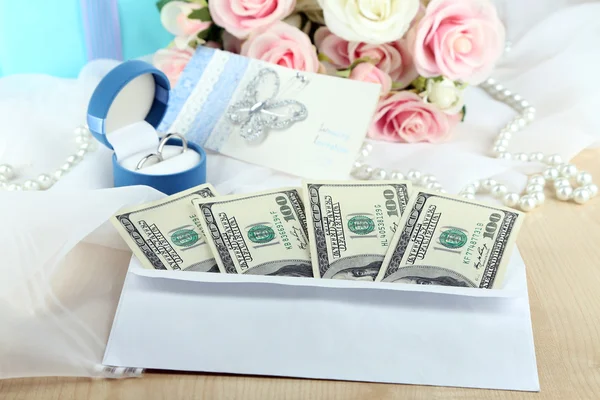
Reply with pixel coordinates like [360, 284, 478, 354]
[461, 105, 467, 122]
[348, 56, 373, 69]
[197, 27, 211, 40]
[336, 68, 352, 78]
[188, 7, 211, 21]
[318, 53, 333, 63]
[156, 0, 175, 12]
[188, 0, 208, 6]
[391, 81, 407, 90]
[410, 76, 427, 92]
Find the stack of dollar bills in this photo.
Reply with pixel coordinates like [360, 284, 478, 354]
[112, 181, 524, 289]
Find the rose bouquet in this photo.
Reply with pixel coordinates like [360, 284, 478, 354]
[154, 0, 505, 143]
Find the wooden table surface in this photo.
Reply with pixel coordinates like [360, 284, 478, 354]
[2, 150, 600, 400]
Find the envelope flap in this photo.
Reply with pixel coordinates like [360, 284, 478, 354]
[129, 249, 526, 298]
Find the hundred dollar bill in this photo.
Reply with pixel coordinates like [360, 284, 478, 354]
[192, 188, 312, 277]
[376, 190, 524, 289]
[304, 180, 412, 281]
[112, 183, 219, 272]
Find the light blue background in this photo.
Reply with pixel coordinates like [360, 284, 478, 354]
[0, 0, 173, 78]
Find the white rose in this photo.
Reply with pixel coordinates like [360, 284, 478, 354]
[422, 78, 465, 115]
[318, 0, 419, 45]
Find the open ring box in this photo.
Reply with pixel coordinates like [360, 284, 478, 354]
[87, 60, 207, 195]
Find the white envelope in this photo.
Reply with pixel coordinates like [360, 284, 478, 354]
[103, 249, 539, 392]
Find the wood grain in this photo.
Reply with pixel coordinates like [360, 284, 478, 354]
[2, 150, 600, 400]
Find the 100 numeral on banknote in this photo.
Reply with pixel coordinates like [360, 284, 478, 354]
[193, 188, 313, 277]
[305, 181, 411, 281]
[377, 190, 524, 289]
[111, 184, 219, 272]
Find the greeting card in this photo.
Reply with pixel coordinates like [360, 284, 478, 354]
[159, 47, 381, 179]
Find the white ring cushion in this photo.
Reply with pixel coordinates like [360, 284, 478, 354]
[104, 73, 201, 176]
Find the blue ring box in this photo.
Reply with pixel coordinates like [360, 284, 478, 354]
[86, 60, 207, 195]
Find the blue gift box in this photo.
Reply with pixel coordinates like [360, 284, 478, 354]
[87, 60, 207, 195]
[0, 0, 173, 78]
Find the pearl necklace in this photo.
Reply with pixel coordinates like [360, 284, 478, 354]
[351, 78, 598, 212]
[0, 126, 97, 191]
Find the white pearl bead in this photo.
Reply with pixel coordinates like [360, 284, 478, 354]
[503, 193, 520, 207]
[560, 164, 578, 178]
[497, 131, 512, 141]
[23, 180, 40, 191]
[371, 168, 387, 180]
[420, 174, 436, 185]
[430, 182, 442, 190]
[512, 94, 523, 103]
[37, 174, 54, 189]
[76, 149, 88, 158]
[461, 193, 475, 200]
[360, 143, 373, 153]
[523, 112, 536, 122]
[53, 169, 65, 181]
[498, 152, 512, 160]
[519, 100, 530, 110]
[407, 169, 422, 183]
[353, 165, 373, 180]
[66, 154, 82, 165]
[469, 181, 481, 192]
[576, 171, 593, 186]
[528, 175, 546, 187]
[526, 184, 544, 194]
[494, 139, 510, 148]
[351, 161, 363, 172]
[553, 178, 570, 189]
[556, 186, 573, 201]
[543, 167, 559, 181]
[532, 191, 545, 205]
[425, 182, 437, 189]
[491, 184, 507, 198]
[508, 124, 519, 133]
[481, 179, 497, 191]
[61, 162, 73, 172]
[546, 154, 563, 165]
[529, 152, 544, 162]
[437, 189, 447, 194]
[75, 135, 91, 144]
[0, 174, 7, 183]
[518, 196, 537, 211]
[462, 186, 477, 194]
[0, 181, 6, 190]
[75, 125, 90, 135]
[573, 188, 591, 204]
[492, 146, 506, 155]
[390, 170, 405, 180]
[585, 184, 598, 197]
[79, 141, 97, 152]
[0, 164, 15, 179]
[514, 117, 527, 128]
[514, 153, 529, 162]
[7, 183, 23, 191]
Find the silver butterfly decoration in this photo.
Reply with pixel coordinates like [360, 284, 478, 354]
[227, 68, 308, 142]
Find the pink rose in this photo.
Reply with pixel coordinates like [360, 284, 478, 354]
[314, 27, 351, 69]
[369, 91, 459, 143]
[314, 27, 417, 88]
[349, 40, 418, 89]
[153, 47, 194, 87]
[160, 1, 211, 49]
[209, 0, 296, 39]
[410, 0, 505, 84]
[349, 63, 392, 96]
[241, 22, 319, 72]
